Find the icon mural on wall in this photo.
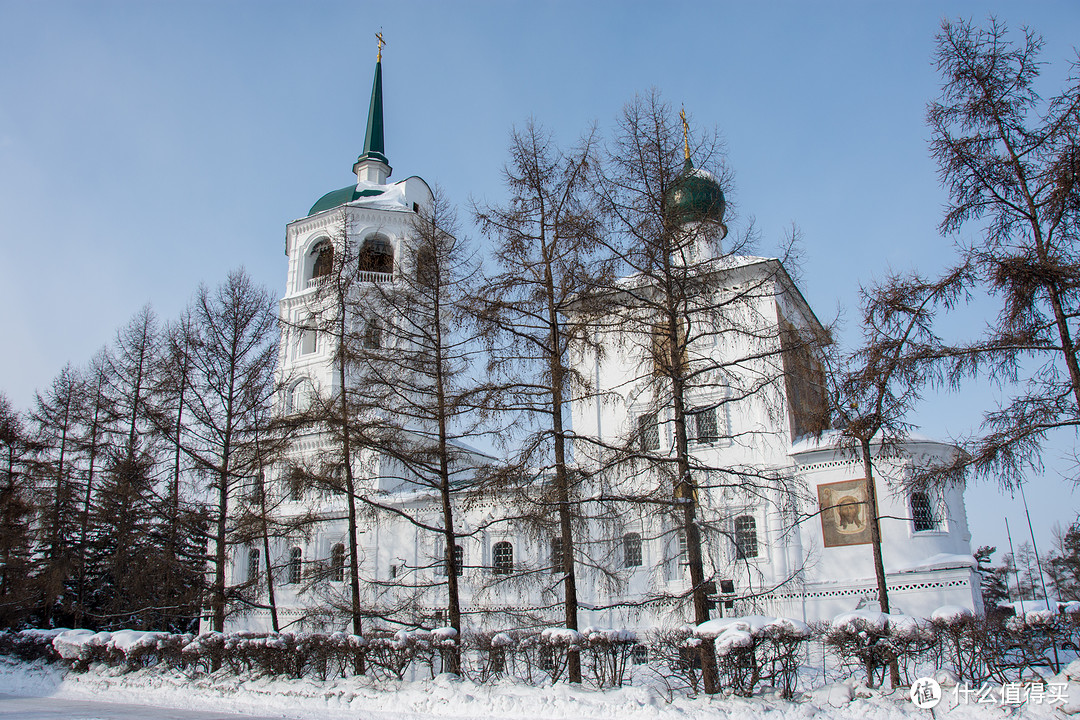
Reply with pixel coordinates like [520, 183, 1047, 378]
[818, 479, 873, 547]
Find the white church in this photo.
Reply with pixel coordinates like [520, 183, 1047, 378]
[224, 51, 982, 634]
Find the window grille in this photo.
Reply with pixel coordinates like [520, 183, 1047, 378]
[492, 541, 513, 575]
[288, 547, 302, 585]
[911, 492, 936, 532]
[623, 532, 643, 568]
[247, 548, 259, 582]
[331, 543, 345, 583]
[734, 515, 758, 560]
[692, 406, 719, 444]
[638, 412, 659, 451]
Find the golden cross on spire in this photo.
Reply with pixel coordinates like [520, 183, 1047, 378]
[680, 106, 691, 161]
[376, 31, 385, 62]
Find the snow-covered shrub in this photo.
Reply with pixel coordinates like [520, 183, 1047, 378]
[824, 610, 898, 688]
[694, 616, 810, 698]
[996, 604, 1071, 679]
[755, 618, 811, 698]
[580, 627, 637, 688]
[883, 615, 935, 686]
[181, 632, 224, 673]
[0, 629, 63, 662]
[639, 626, 702, 696]
[52, 629, 114, 671]
[461, 630, 512, 683]
[929, 606, 987, 684]
[535, 627, 584, 683]
[109, 630, 173, 670]
[365, 630, 426, 681]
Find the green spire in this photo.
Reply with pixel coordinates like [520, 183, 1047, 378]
[357, 57, 389, 167]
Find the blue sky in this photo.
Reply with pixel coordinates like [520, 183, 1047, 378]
[1, 1, 1077, 556]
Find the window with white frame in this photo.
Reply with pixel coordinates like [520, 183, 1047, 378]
[492, 541, 513, 575]
[288, 547, 303, 585]
[439, 543, 464, 577]
[307, 239, 333, 288]
[330, 543, 345, 583]
[734, 515, 758, 560]
[690, 405, 720, 444]
[910, 491, 937, 532]
[358, 235, 394, 275]
[551, 536, 564, 575]
[299, 316, 318, 355]
[623, 532, 643, 568]
[247, 548, 259, 582]
[638, 412, 660, 451]
[363, 318, 383, 349]
[288, 379, 314, 415]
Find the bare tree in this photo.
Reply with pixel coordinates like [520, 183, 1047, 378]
[826, 267, 969, 687]
[345, 190, 494, 671]
[0, 393, 35, 628]
[71, 350, 117, 628]
[583, 92, 818, 694]
[180, 270, 278, 633]
[30, 363, 85, 625]
[474, 121, 608, 683]
[927, 17, 1080, 484]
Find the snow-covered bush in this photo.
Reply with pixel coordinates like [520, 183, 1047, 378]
[580, 626, 637, 688]
[365, 629, 429, 681]
[639, 626, 702, 696]
[694, 616, 810, 698]
[0, 628, 63, 662]
[462, 630, 514, 683]
[882, 614, 935, 686]
[824, 610, 899, 688]
[181, 632, 224, 673]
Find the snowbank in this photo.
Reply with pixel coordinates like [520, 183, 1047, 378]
[1, 653, 1077, 720]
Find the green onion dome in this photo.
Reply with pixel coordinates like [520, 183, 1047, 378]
[666, 158, 726, 227]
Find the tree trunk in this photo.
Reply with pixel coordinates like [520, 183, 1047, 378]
[860, 436, 899, 688]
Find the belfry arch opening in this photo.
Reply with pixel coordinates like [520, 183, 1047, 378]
[305, 239, 334, 289]
[358, 234, 394, 277]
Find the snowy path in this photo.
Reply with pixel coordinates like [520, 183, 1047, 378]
[0, 693, 285, 719]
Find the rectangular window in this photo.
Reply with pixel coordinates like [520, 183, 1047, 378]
[551, 536, 564, 575]
[734, 515, 759, 560]
[638, 412, 660, 451]
[911, 492, 937, 532]
[691, 406, 720, 444]
[364, 319, 382, 349]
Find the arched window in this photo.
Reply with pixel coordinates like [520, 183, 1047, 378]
[623, 532, 643, 568]
[247, 548, 260, 582]
[911, 492, 936, 532]
[311, 240, 334, 279]
[734, 515, 758, 560]
[330, 543, 345, 583]
[492, 541, 513, 575]
[288, 547, 303, 585]
[288, 379, 314, 415]
[358, 235, 394, 275]
[416, 246, 436, 286]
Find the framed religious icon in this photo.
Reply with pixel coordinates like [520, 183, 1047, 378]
[818, 479, 873, 547]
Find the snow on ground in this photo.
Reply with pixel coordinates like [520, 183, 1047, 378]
[0, 655, 1078, 720]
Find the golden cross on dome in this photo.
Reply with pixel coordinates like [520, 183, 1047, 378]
[680, 106, 690, 161]
[376, 31, 385, 62]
